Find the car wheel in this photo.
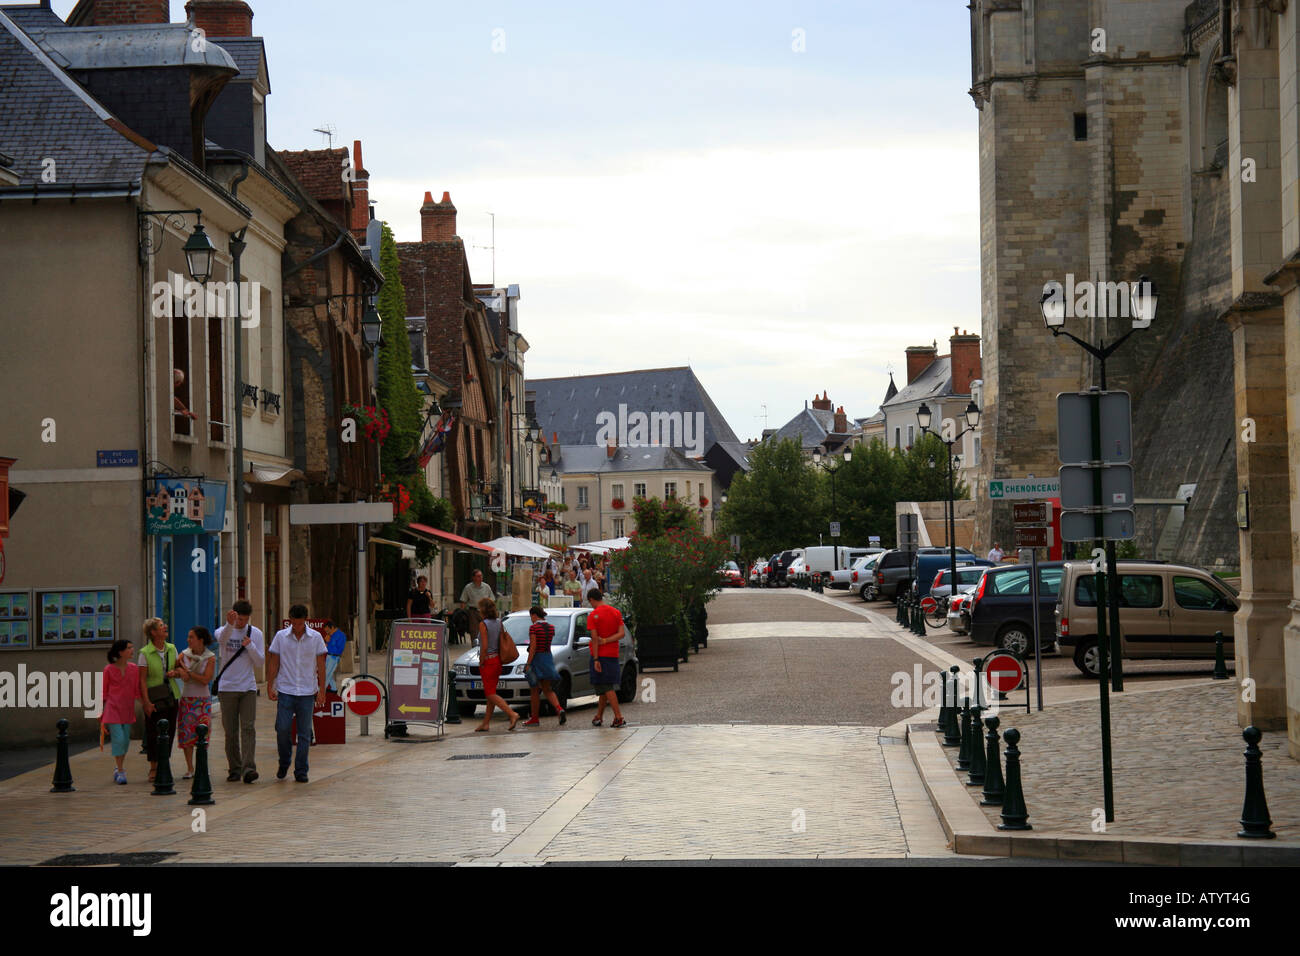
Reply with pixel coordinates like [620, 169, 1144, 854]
[1074, 640, 1101, 678]
[616, 662, 637, 703]
[457, 702, 478, 718]
[996, 625, 1032, 657]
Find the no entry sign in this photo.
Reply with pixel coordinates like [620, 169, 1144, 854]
[341, 677, 383, 717]
[920, 596, 937, 614]
[985, 653, 1026, 693]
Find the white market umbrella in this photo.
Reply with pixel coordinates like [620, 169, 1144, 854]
[573, 537, 631, 554]
[483, 535, 558, 558]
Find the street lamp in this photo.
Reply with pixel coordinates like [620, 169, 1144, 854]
[916, 400, 980, 608]
[812, 447, 851, 573]
[361, 303, 383, 349]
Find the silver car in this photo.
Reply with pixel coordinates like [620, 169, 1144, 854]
[452, 607, 639, 718]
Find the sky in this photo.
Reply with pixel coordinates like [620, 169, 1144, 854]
[45, 0, 981, 443]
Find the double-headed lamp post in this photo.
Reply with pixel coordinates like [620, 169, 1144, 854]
[916, 400, 981, 603]
[812, 447, 851, 572]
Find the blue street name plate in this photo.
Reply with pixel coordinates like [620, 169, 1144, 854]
[97, 449, 139, 468]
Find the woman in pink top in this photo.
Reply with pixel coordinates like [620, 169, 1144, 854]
[101, 639, 148, 784]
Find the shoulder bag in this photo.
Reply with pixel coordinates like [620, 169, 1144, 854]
[211, 636, 248, 695]
[497, 623, 520, 665]
[146, 643, 177, 708]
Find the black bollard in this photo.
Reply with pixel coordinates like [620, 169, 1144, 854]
[937, 670, 951, 735]
[1213, 631, 1228, 680]
[444, 669, 463, 725]
[1238, 726, 1275, 839]
[956, 695, 972, 771]
[942, 667, 962, 747]
[50, 718, 76, 793]
[997, 728, 1032, 830]
[151, 719, 177, 796]
[966, 705, 986, 786]
[980, 715, 1005, 806]
[972, 657, 986, 710]
[188, 723, 214, 806]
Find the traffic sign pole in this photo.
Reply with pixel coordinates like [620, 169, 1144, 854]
[1031, 547, 1043, 712]
[1091, 388, 1115, 823]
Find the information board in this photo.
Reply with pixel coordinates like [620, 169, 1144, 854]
[386, 619, 446, 731]
[37, 587, 115, 646]
[0, 590, 31, 649]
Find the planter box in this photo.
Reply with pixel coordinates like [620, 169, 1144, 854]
[688, 604, 708, 651]
[635, 623, 680, 672]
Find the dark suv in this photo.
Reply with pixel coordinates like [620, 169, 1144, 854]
[769, 550, 802, 587]
[874, 549, 915, 601]
[967, 561, 1065, 657]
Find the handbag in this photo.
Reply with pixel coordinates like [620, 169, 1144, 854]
[147, 643, 177, 708]
[497, 626, 520, 665]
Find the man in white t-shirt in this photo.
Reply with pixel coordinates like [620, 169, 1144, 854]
[214, 600, 266, 784]
[266, 605, 326, 783]
[580, 567, 600, 606]
[987, 543, 1004, 563]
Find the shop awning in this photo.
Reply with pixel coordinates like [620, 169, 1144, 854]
[405, 522, 494, 553]
[246, 466, 305, 486]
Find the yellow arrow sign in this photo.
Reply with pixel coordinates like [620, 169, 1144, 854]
[398, 704, 431, 714]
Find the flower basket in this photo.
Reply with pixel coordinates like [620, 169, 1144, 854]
[699, 496, 709, 507]
[611, 498, 625, 510]
[343, 404, 391, 445]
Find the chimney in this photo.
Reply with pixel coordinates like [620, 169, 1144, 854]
[349, 139, 370, 237]
[905, 344, 938, 384]
[833, 406, 848, 434]
[949, 328, 982, 397]
[421, 191, 457, 242]
[69, 0, 170, 25]
[811, 391, 832, 412]
[606, 443, 617, 459]
[185, 0, 254, 37]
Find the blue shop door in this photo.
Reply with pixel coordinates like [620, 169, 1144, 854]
[155, 535, 221, 650]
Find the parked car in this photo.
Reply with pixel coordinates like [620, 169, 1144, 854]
[1055, 561, 1239, 677]
[829, 549, 886, 590]
[769, 549, 804, 587]
[718, 560, 745, 587]
[967, 561, 1066, 656]
[874, 549, 917, 601]
[787, 556, 809, 584]
[945, 586, 980, 635]
[851, 552, 885, 601]
[909, 550, 988, 599]
[748, 560, 769, 586]
[452, 606, 638, 716]
[928, 565, 991, 603]
[804, 546, 879, 586]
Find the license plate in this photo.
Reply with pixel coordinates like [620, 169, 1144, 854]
[469, 681, 480, 689]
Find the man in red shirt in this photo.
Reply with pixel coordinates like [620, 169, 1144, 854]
[586, 590, 626, 727]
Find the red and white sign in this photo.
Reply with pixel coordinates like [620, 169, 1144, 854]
[341, 677, 383, 717]
[985, 653, 1026, 693]
[920, 596, 937, 614]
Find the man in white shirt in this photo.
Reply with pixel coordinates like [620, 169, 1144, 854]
[214, 600, 266, 784]
[987, 543, 1004, 563]
[267, 604, 327, 783]
[580, 567, 600, 606]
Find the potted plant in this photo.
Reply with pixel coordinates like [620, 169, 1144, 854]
[611, 497, 625, 509]
[616, 534, 686, 672]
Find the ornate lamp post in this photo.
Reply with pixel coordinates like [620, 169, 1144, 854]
[812, 447, 851, 573]
[916, 400, 981, 601]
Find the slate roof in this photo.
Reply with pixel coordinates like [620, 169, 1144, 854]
[881, 356, 953, 409]
[768, 406, 836, 451]
[208, 36, 268, 89]
[710, 440, 754, 472]
[27, 23, 239, 72]
[1, 4, 64, 32]
[529, 367, 739, 451]
[0, 11, 153, 186]
[553, 445, 712, 475]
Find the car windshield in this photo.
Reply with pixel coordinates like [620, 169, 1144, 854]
[853, 554, 881, 570]
[504, 614, 570, 646]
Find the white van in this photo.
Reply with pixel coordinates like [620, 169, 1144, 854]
[803, 546, 877, 584]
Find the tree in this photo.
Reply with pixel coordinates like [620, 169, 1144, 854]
[631, 495, 699, 539]
[829, 437, 902, 548]
[898, 432, 969, 504]
[718, 438, 822, 560]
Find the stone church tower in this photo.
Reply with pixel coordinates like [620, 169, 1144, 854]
[968, 0, 1238, 566]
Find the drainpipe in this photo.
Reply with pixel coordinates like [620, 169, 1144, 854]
[229, 163, 251, 600]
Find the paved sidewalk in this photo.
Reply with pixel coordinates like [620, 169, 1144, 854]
[940, 680, 1299, 843]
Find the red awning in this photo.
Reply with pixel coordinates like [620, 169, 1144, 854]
[406, 523, 494, 553]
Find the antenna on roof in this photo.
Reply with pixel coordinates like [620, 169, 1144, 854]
[755, 403, 768, 429]
[471, 212, 495, 287]
[313, 124, 337, 148]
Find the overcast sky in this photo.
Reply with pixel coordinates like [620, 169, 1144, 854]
[47, 0, 980, 443]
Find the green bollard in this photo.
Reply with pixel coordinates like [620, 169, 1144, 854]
[937, 670, 951, 736]
[942, 667, 962, 747]
[980, 715, 1005, 806]
[151, 719, 177, 796]
[188, 723, 214, 806]
[997, 728, 1032, 830]
[956, 695, 972, 771]
[50, 718, 76, 793]
[915, 596, 926, 636]
[1238, 726, 1275, 839]
[897, 595, 906, 627]
[1213, 630, 1229, 680]
[966, 705, 986, 786]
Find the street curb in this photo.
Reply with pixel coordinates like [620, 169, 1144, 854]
[905, 722, 1300, 865]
